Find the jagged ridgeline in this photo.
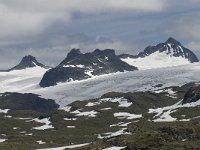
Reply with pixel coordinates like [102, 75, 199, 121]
[39, 49, 137, 87]
[39, 37, 199, 87]
[119, 37, 199, 63]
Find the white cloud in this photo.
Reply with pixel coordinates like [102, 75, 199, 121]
[0, 0, 167, 38]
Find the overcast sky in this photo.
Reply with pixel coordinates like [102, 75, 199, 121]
[0, 0, 200, 69]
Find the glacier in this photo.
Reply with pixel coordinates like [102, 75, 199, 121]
[1, 63, 200, 107]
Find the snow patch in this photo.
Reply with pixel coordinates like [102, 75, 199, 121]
[114, 112, 142, 120]
[0, 139, 7, 143]
[14, 117, 33, 120]
[98, 128, 131, 139]
[25, 133, 33, 136]
[36, 140, 46, 144]
[86, 102, 100, 107]
[71, 110, 98, 117]
[154, 88, 177, 98]
[102, 146, 127, 150]
[67, 126, 75, 128]
[85, 69, 94, 77]
[31, 118, 54, 130]
[35, 143, 90, 150]
[110, 122, 132, 127]
[20, 131, 27, 134]
[0, 109, 9, 113]
[4, 115, 12, 118]
[60, 106, 71, 112]
[86, 97, 132, 108]
[100, 97, 132, 107]
[63, 65, 85, 68]
[100, 107, 112, 110]
[64, 118, 77, 121]
[149, 99, 200, 122]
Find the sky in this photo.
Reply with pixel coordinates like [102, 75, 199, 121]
[0, 0, 200, 69]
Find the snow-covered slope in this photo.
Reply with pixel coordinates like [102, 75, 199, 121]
[149, 99, 200, 122]
[1, 62, 200, 107]
[0, 66, 48, 92]
[120, 37, 199, 70]
[121, 51, 191, 70]
[0, 40, 199, 107]
[0, 55, 49, 92]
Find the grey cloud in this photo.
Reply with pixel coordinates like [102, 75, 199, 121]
[0, 33, 143, 69]
[159, 12, 200, 51]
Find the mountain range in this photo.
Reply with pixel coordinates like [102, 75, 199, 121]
[0, 37, 198, 87]
[39, 48, 137, 87]
[39, 37, 199, 87]
[1, 37, 200, 149]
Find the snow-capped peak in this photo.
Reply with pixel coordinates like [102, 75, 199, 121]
[120, 37, 199, 70]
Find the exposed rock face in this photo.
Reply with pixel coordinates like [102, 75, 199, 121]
[39, 49, 137, 87]
[0, 92, 59, 112]
[9, 55, 48, 71]
[159, 127, 195, 140]
[39, 67, 90, 87]
[182, 85, 200, 104]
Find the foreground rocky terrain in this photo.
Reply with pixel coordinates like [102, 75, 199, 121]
[0, 82, 200, 150]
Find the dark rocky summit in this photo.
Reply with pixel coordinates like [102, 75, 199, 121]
[9, 55, 48, 71]
[119, 37, 199, 63]
[40, 49, 137, 87]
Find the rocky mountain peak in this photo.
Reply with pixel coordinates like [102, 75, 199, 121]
[143, 37, 183, 56]
[119, 37, 199, 64]
[165, 37, 181, 45]
[9, 55, 47, 71]
[59, 49, 82, 66]
[67, 48, 82, 59]
[40, 49, 137, 87]
[93, 49, 115, 56]
[21, 55, 38, 64]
